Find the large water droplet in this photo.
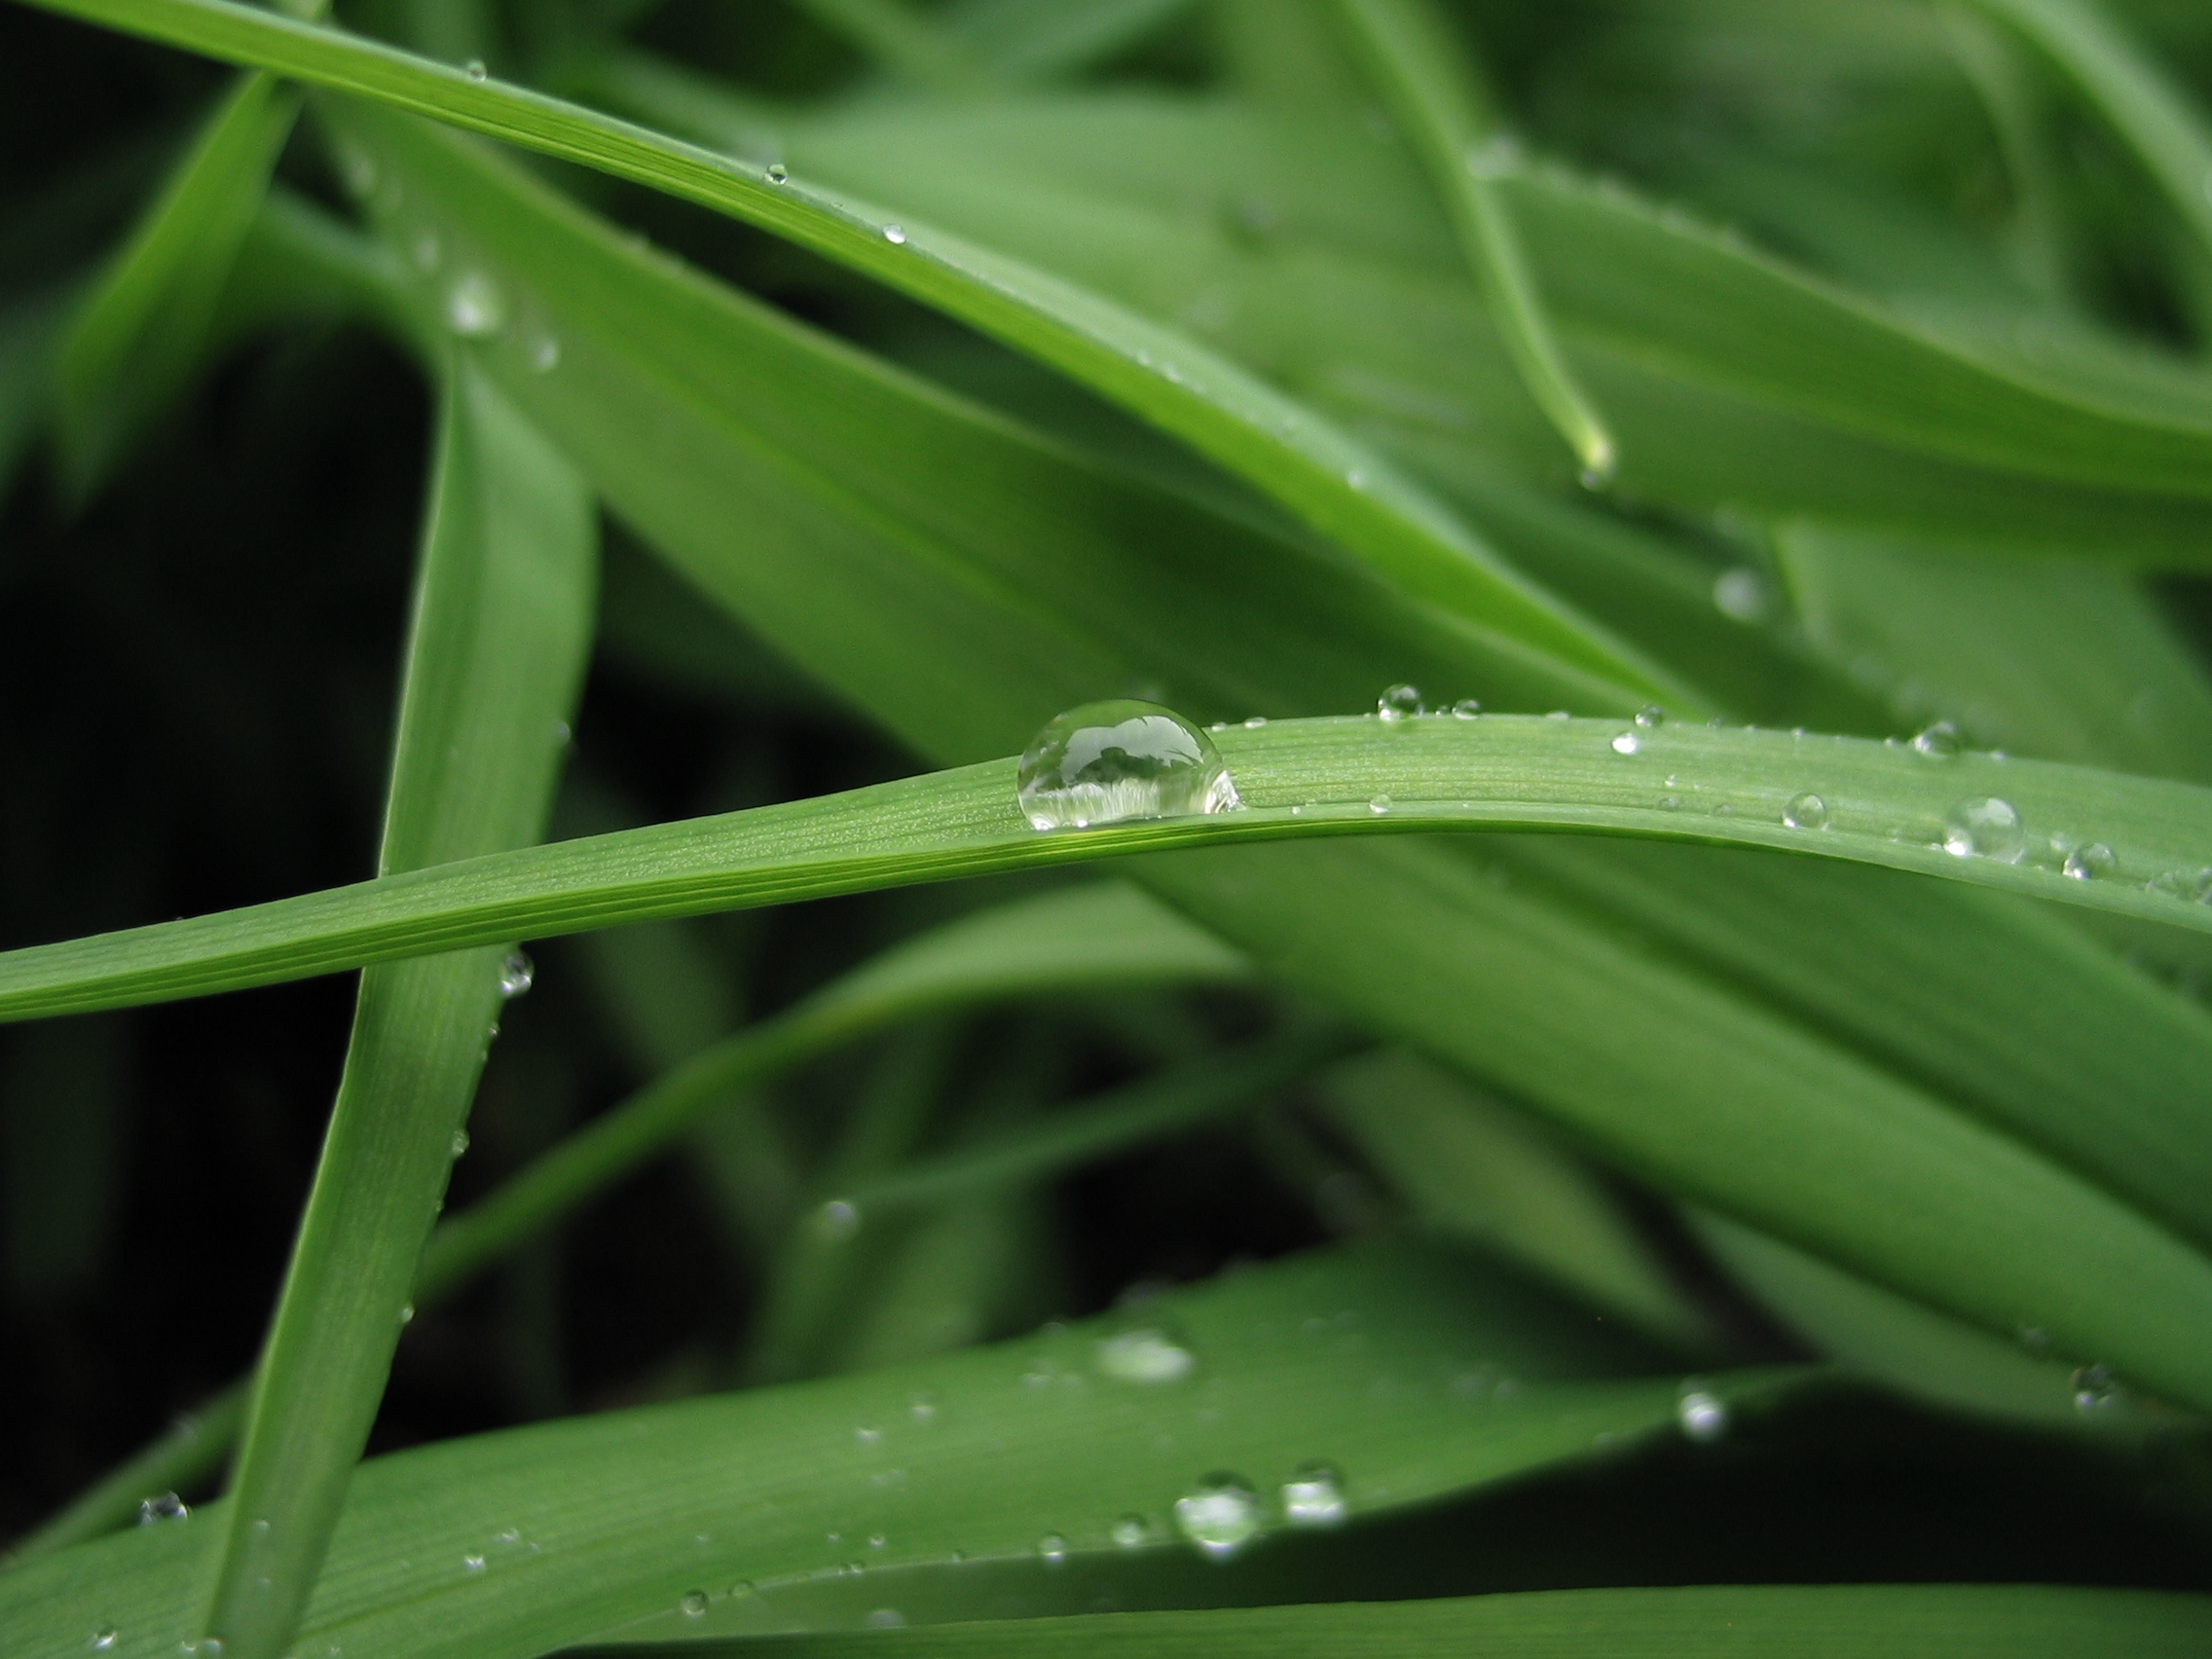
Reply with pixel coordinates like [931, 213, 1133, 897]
[2063, 842, 2117, 881]
[137, 1492, 188, 1526]
[1280, 1462, 1346, 1527]
[1094, 1326, 1196, 1384]
[446, 273, 507, 338]
[1911, 720, 1960, 758]
[1174, 1473, 1260, 1559]
[1016, 702, 1240, 830]
[1377, 683, 1421, 721]
[1942, 797, 2024, 863]
[681, 1590, 708, 1617]
[1784, 793, 1828, 830]
[1677, 1389, 1729, 1443]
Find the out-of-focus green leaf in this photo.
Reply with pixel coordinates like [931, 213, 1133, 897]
[0, 1239, 1781, 1659]
[945, 0, 1196, 81]
[200, 360, 597, 1659]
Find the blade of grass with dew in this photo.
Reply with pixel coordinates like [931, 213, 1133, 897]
[52, 70, 298, 495]
[1319, 1049, 1715, 1351]
[15, 0, 1669, 704]
[4, 717, 2212, 1024]
[1960, 0, 2212, 264]
[199, 360, 597, 1659]
[16, 881, 1252, 1556]
[0, 1239, 1796, 1659]
[579, 1583, 2212, 1659]
[1331, 0, 1617, 482]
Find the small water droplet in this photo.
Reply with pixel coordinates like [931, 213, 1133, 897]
[399, 1302, 416, 1326]
[1242, 715, 1267, 728]
[883, 224, 907, 244]
[1784, 793, 1828, 830]
[91, 1629, 119, 1652]
[2018, 1325, 2052, 1356]
[446, 272, 507, 338]
[1713, 568, 1769, 623]
[1452, 698, 1481, 719]
[1943, 797, 2024, 863]
[137, 1493, 188, 1525]
[1111, 1514, 1153, 1548]
[496, 1527, 522, 1546]
[1368, 794, 1391, 815]
[1634, 705, 1665, 728]
[450, 1128, 470, 1159]
[1017, 701, 1240, 830]
[1280, 1461, 1346, 1527]
[498, 949, 534, 998]
[2063, 842, 2117, 881]
[1610, 731, 1641, 756]
[464, 58, 487, 81]
[1377, 683, 1421, 721]
[1174, 1473, 1260, 1559]
[528, 332, 561, 373]
[816, 1198, 862, 1239]
[1677, 1389, 1729, 1442]
[680, 1589, 708, 1617]
[909, 1392, 937, 1421]
[767, 163, 789, 183]
[463, 1553, 487, 1574]
[411, 230, 442, 274]
[866, 1609, 905, 1629]
[2072, 1364, 2119, 1412]
[854, 1424, 882, 1445]
[1658, 795, 1681, 811]
[1546, 709, 1571, 720]
[1037, 1533, 1068, 1567]
[2149, 867, 2212, 903]
[1095, 1327, 1196, 1384]
[1911, 720, 1960, 758]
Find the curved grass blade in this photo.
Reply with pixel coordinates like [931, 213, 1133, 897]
[595, 1584, 2212, 1658]
[0, 1239, 1790, 1659]
[201, 362, 597, 1659]
[1332, 0, 1617, 480]
[54, 71, 298, 495]
[1, 716, 2207, 1027]
[16, 0, 1669, 703]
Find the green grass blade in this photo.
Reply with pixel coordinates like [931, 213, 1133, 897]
[1332, 0, 1617, 480]
[201, 362, 597, 1659]
[0, 1240, 1789, 1659]
[2, 716, 2208, 1026]
[583, 1584, 2212, 1659]
[945, 0, 1196, 81]
[1963, 0, 2212, 263]
[53, 70, 297, 494]
[793, 0, 994, 92]
[16, 0, 1668, 703]
[2, 1386, 244, 1567]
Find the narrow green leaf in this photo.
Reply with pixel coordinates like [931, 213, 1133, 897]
[54, 70, 298, 493]
[945, 0, 1197, 81]
[3, 716, 2207, 1027]
[201, 362, 597, 1659]
[17, 0, 1669, 702]
[1332, 0, 1618, 479]
[793, 0, 995, 92]
[584, 1583, 2212, 1659]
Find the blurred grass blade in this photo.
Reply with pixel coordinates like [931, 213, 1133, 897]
[1963, 0, 2212, 263]
[945, 0, 1196, 81]
[1332, 0, 1616, 480]
[202, 361, 596, 1659]
[793, 0, 993, 92]
[5, 715, 2212, 1025]
[0, 1239, 1788, 1658]
[16, 0, 1671, 703]
[54, 71, 297, 495]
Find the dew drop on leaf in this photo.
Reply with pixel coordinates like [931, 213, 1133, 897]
[1942, 797, 2024, 863]
[137, 1492, 187, 1526]
[1911, 720, 1960, 758]
[1453, 699, 1481, 719]
[91, 1628, 118, 1652]
[1174, 1473, 1260, 1558]
[1677, 1389, 1729, 1442]
[2063, 842, 2116, 881]
[446, 273, 507, 339]
[1111, 1514, 1153, 1548]
[1016, 702, 1241, 830]
[498, 950, 535, 999]
[1610, 731, 1641, 756]
[1784, 793, 1828, 830]
[1280, 1461, 1346, 1527]
[1377, 683, 1421, 721]
[1094, 1326, 1196, 1384]
[1037, 1533, 1068, 1567]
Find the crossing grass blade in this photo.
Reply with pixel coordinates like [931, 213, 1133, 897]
[198, 361, 597, 1659]
[0, 1239, 1795, 1659]
[15, 0, 1671, 704]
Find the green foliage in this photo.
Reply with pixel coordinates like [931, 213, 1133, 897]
[4, 0, 2212, 1655]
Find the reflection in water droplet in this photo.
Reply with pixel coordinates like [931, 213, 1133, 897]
[1677, 1390, 1729, 1442]
[1112, 1514, 1153, 1548]
[2072, 1364, 2119, 1412]
[1095, 1327, 1196, 1384]
[1610, 731, 1641, 756]
[1017, 702, 1240, 830]
[1911, 720, 1960, 758]
[1174, 1473, 1261, 1559]
[1368, 795, 1391, 816]
[767, 164, 789, 183]
[2063, 842, 2117, 881]
[883, 225, 907, 244]
[1634, 705, 1665, 729]
[1377, 683, 1421, 721]
[1281, 1462, 1346, 1527]
[464, 59, 488, 81]
[1784, 793, 1828, 830]
[1453, 699, 1481, 719]
[446, 273, 507, 338]
[1943, 797, 2024, 863]
[1037, 1534, 1068, 1567]
[681, 1591, 709, 1617]
[137, 1493, 188, 1525]
[498, 950, 535, 998]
